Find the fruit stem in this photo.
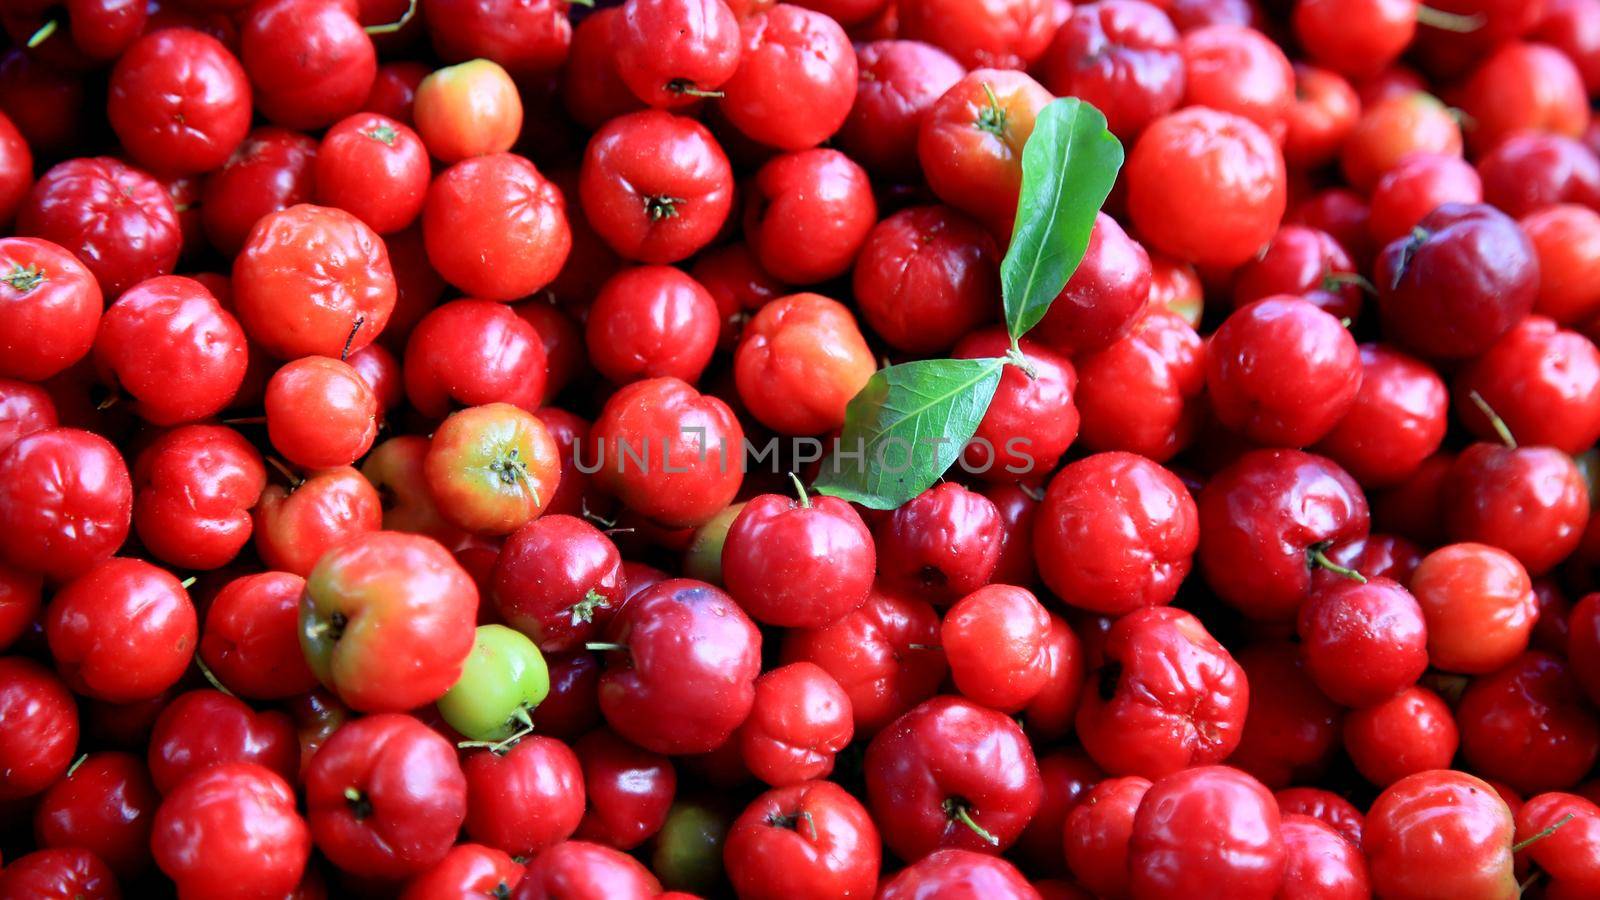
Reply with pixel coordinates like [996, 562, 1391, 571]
[222, 416, 268, 425]
[363, 124, 398, 146]
[1468, 390, 1517, 449]
[1308, 544, 1367, 584]
[942, 798, 1000, 846]
[1320, 269, 1378, 296]
[1415, 5, 1484, 32]
[364, 0, 416, 34]
[567, 589, 612, 626]
[344, 787, 373, 820]
[66, 753, 87, 778]
[644, 195, 685, 221]
[341, 315, 364, 361]
[26, 19, 57, 48]
[1512, 813, 1576, 853]
[180, 576, 197, 589]
[266, 457, 303, 489]
[975, 82, 1008, 137]
[789, 471, 811, 508]
[1004, 344, 1038, 379]
[3, 263, 44, 292]
[666, 79, 723, 99]
[585, 642, 628, 653]
[458, 710, 536, 755]
[906, 643, 942, 652]
[195, 654, 235, 697]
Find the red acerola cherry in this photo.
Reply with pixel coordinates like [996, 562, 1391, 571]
[315, 112, 430, 234]
[1441, 440, 1589, 577]
[266, 356, 378, 470]
[724, 780, 881, 899]
[1179, 24, 1294, 141]
[1412, 542, 1538, 675]
[421, 0, 571, 80]
[0, 560, 41, 651]
[586, 266, 720, 386]
[92, 275, 247, 425]
[492, 514, 625, 652]
[0, 427, 132, 583]
[1344, 686, 1458, 787]
[150, 763, 310, 900]
[1034, 451, 1198, 616]
[721, 483, 875, 628]
[734, 292, 875, 436]
[107, 28, 251, 175]
[512, 841, 662, 899]
[737, 662, 854, 786]
[240, 0, 376, 131]
[201, 127, 320, 258]
[852, 205, 1000, 355]
[1298, 576, 1429, 707]
[1283, 64, 1361, 170]
[1074, 308, 1206, 463]
[836, 40, 964, 180]
[147, 689, 297, 794]
[1275, 787, 1364, 846]
[1278, 813, 1370, 899]
[918, 68, 1052, 237]
[1341, 91, 1463, 193]
[1128, 766, 1285, 898]
[1523, 204, 1600, 325]
[1454, 316, 1600, 456]
[1368, 151, 1484, 247]
[1480, 133, 1600, 219]
[865, 695, 1043, 858]
[403, 299, 548, 419]
[1231, 225, 1363, 321]
[897, 0, 1053, 70]
[746, 149, 876, 285]
[1033, 213, 1152, 357]
[1040, 0, 1184, 141]
[422, 153, 572, 302]
[462, 737, 586, 859]
[878, 849, 1036, 899]
[612, 0, 741, 107]
[1513, 791, 1600, 896]
[0, 848, 117, 899]
[401, 844, 524, 900]
[1457, 42, 1589, 155]
[1457, 651, 1600, 795]
[46, 557, 196, 703]
[875, 482, 1002, 606]
[590, 377, 744, 529]
[1077, 607, 1248, 778]
[199, 571, 318, 700]
[720, 4, 858, 151]
[562, 12, 646, 130]
[1065, 775, 1151, 899]
[1364, 770, 1517, 899]
[580, 110, 733, 265]
[0, 237, 101, 382]
[1196, 449, 1370, 622]
[1223, 641, 1342, 790]
[595, 579, 762, 754]
[253, 466, 383, 577]
[132, 425, 265, 571]
[0, 657, 78, 801]
[34, 751, 159, 879]
[1313, 344, 1449, 489]
[572, 728, 675, 849]
[941, 585, 1052, 713]
[953, 329, 1078, 480]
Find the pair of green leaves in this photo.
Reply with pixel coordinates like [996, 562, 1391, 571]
[814, 96, 1125, 509]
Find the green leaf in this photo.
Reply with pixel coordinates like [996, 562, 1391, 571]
[1002, 97, 1125, 342]
[814, 357, 1005, 510]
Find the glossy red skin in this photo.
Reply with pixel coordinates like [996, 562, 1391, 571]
[940, 585, 1048, 713]
[493, 515, 625, 651]
[0, 657, 77, 801]
[1413, 542, 1537, 675]
[1458, 42, 1588, 155]
[402, 299, 546, 419]
[1291, 0, 1413, 79]
[34, 751, 158, 879]
[746, 149, 876, 284]
[836, 40, 964, 179]
[572, 728, 675, 849]
[425, 403, 559, 535]
[233, 204, 396, 359]
[1343, 686, 1458, 787]
[1314, 344, 1448, 489]
[147, 689, 297, 794]
[346, 341, 403, 415]
[463, 737, 585, 858]
[306, 713, 467, 880]
[45, 557, 196, 702]
[424, 153, 572, 301]
[199, 572, 317, 700]
[1441, 443, 1589, 576]
[515, 301, 583, 403]
[1206, 296, 1363, 447]
[1034, 452, 1196, 616]
[918, 68, 1050, 237]
[612, 0, 740, 106]
[93, 275, 247, 425]
[1369, 152, 1484, 247]
[591, 377, 744, 528]
[1075, 308, 1205, 463]
[1288, 187, 1376, 270]
[852, 204, 999, 354]
[1284, 65, 1360, 170]
[735, 292, 875, 435]
[253, 466, 382, 576]
[1128, 766, 1284, 898]
[1341, 93, 1463, 193]
[586, 266, 720, 386]
[875, 483, 1002, 606]
[722, 491, 873, 629]
[1377, 202, 1538, 360]
[1227, 643, 1341, 790]
[304, 115, 424, 238]
[0, 561, 42, 650]
[107, 28, 250, 175]
[0, 108, 30, 227]
[865, 696, 1042, 859]
[240, 0, 374, 130]
[266, 357, 378, 470]
[1275, 787, 1364, 846]
[1013, 750, 1099, 876]
[1180, 24, 1293, 141]
[737, 663, 853, 786]
[1277, 814, 1370, 899]
[17, 157, 180, 299]
[1456, 317, 1600, 455]
[724, 780, 880, 899]
[1525, 205, 1600, 326]
[779, 587, 946, 734]
[1064, 775, 1149, 898]
[1513, 792, 1600, 895]
[286, 688, 348, 786]
[688, 242, 783, 351]
[0, 238, 100, 382]
[301, 531, 477, 712]
[199, 127, 318, 257]
[1364, 770, 1517, 900]
[1196, 449, 1370, 621]
[1457, 651, 1600, 794]
[983, 482, 1041, 587]
[379, 224, 447, 352]
[878, 849, 1037, 899]
[1478, 133, 1600, 219]
[401, 843, 524, 899]
[1231, 225, 1362, 321]
[1041, 1, 1182, 141]
[133, 428, 263, 573]
[363, 62, 426, 124]
[512, 840, 662, 900]
[1077, 607, 1247, 778]
[595, 579, 760, 754]
[1034, 214, 1152, 356]
[579, 111, 733, 264]
[1298, 576, 1428, 707]
[1021, 613, 1085, 741]
[562, 9, 646, 130]
[721, 5, 858, 151]
[898, 0, 1051, 68]
[0, 848, 118, 898]
[422, 0, 570, 77]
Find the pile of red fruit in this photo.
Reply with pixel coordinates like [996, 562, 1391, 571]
[7, 0, 1600, 896]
